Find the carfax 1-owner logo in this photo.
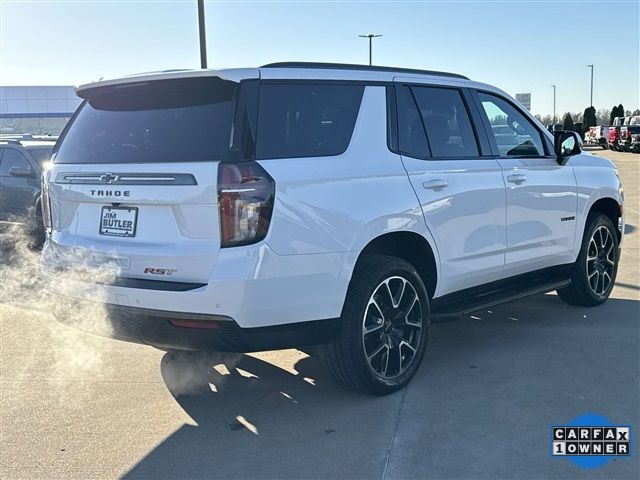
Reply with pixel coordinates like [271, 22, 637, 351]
[551, 413, 632, 469]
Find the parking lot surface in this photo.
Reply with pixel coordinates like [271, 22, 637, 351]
[1, 149, 638, 479]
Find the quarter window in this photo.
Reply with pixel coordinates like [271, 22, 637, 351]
[478, 92, 545, 156]
[256, 83, 364, 159]
[411, 86, 479, 158]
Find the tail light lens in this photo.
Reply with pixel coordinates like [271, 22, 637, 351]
[218, 161, 275, 248]
[41, 162, 52, 232]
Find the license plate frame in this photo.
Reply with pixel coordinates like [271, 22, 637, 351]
[99, 206, 138, 238]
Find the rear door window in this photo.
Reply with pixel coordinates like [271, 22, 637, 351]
[411, 86, 479, 158]
[395, 85, 430, 158]
[255, 83, 364, 159]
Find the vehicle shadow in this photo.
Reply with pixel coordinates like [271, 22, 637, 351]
[123, 348, 401, 479]
[123, 293, 639, 480]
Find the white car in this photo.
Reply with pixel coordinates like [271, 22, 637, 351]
[42, 63, 624, 395]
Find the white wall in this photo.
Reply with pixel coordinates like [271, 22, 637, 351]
[0, 86, 82, 115]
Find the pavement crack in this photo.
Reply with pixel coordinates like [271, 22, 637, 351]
[381, 386, 408, 480]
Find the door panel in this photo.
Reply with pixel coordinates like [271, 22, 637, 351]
[472, 90, 578, 275]
[402, 156, 507, 295]
[393, 81, 506, 296]
[498, 158, 577, 274]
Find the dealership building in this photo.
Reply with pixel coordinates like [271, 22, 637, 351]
[0, 86, 82, 135]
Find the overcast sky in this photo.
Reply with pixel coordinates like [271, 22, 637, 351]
[1, 0, 638, 116]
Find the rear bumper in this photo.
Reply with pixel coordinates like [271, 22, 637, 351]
[42, 239, 356, 329]
[52, 300, 339, 352]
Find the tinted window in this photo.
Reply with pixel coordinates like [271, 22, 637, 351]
[412, 87, 479, 157]
[0, 149, 32, 176]
[55, 78, 242, 164]
[478, 92, 545, 156]
[256, 83, 364, 159]
[27, 147, 53, 167]
[396, 86, 429, 158]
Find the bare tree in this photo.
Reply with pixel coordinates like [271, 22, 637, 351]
[596, 108, 611, 125]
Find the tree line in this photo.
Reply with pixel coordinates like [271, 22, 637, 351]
[534, 105, 640, 133]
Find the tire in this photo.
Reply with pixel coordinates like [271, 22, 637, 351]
[322, 255, 430, 395]
[557, 213, 619, 306]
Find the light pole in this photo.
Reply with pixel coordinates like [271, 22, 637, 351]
[358, 34, 382, 66]
[551, 84, 557, 125]
[197, 0, 207, 69]
[587, 64, 594, 107]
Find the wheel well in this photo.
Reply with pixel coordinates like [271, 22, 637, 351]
[358, 232, 437, 299]
[589, 197, 622, 241]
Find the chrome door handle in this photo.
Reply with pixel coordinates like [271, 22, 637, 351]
[423, 179, 449, 191]
[507, 174, 527, 184]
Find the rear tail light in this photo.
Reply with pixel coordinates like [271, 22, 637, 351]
[41, 162, 52, 232]
[218, 161, 275, 248]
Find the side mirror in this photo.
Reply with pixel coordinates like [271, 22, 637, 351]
[554, 130, 581, 165]
[8, 166, 35, 178]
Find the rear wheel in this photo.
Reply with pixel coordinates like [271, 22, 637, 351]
[557, 213, 619, 306]
[322, 255, 430, 395]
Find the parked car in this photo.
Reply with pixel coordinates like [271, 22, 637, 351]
[573, 122, 583, 136]
[546, 123, 562, 133]
[0, 136, 56, 239]
[608, 126, 622, 151]
[620, 125, 640, 151]
[41, 63, 624, 395]
[612, 116, 628, 128]
[630, 132, 640, 153]
[585, 125, 609, 148]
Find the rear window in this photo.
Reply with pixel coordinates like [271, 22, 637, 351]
[54, 78, 242, 164]
[255, 83, 364, 159]
[27, 147, 53, 166]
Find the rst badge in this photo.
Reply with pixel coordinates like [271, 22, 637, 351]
[144, 267, 177, 276]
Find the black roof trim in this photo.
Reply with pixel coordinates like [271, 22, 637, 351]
[261, 62, 469, 80]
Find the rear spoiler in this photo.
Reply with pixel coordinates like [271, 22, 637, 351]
[76, 68, 259, 99]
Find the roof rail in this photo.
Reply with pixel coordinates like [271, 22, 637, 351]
[261, 62, 469, 80]
[0, 139, 22, 145]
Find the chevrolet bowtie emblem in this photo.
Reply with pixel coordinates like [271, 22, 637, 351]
[99, 173, 119, 184]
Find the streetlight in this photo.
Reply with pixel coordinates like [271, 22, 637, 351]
[197, 0, 207, 69]
[358, 34, 382, 66]
[551, 84, 557, 125]
[587, 64, 594, 107]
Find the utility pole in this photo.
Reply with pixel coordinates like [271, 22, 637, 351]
[197, 0, 207, 69]
[358, 34, 382, 65]
[551, 84, 557, 125]
[587, 64, 594, 107]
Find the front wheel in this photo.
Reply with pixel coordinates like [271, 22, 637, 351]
[557, 213, 619, 306]
[322, 255, 430, 395]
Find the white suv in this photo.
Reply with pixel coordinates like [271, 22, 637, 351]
[42, 63, 624, 395]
